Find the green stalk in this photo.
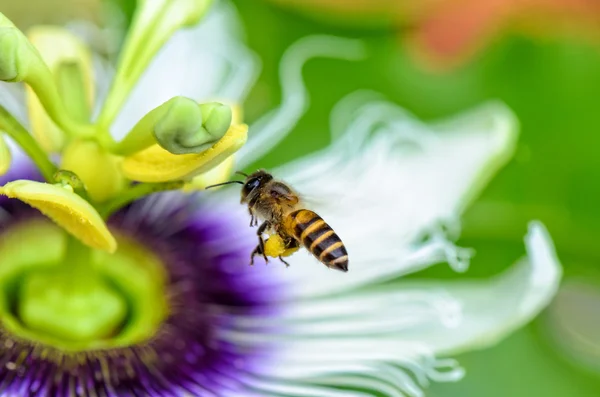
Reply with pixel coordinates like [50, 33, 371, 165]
[56, 62, 91, 123]
[95, 0, 213, 135]
[0, 104, 56, 181]
[98, 180, 184, 219]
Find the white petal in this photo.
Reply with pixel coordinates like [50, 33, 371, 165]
[111, 0, 259, 138]
[219, 222, 559, 396]
[236, 35, 365, 168]
[262, 96, 519, 297]
[208, 96, 562, 395]
[420, 221, 562, 355]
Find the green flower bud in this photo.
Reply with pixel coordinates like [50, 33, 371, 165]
[154, 97, 203, 154]
[0, 14, 95, 139]
[0, 13, 45, 83]
[199, 101, 233, 140]
[97, 0, 213, 129]
[148, 98, 231, 155]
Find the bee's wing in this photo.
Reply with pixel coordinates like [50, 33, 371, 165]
[296, 191, 346, 213]
[296, 193, 327, 208]
[269, 181, 300, 206]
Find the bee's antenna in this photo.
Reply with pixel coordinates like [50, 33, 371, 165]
[235, 171, 249, 177]
[205, 181, 244, 189]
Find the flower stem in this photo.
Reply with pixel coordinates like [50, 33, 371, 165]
[56, 62, 91, 123]
[98, 180, 184, 219]
[0, 104, 56, 181]
[24, 61, 96, 139]
[95, 0, 213, 132]
[64, 234, 93, 274]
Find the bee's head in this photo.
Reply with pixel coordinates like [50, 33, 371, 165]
[204, 170, 273, 202]
[240, 170, 273, 202]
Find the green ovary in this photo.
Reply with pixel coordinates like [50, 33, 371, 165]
[0, 219, 168, 351]
[19, 269, 127, 341]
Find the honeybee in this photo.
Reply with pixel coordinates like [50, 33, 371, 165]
[207, 170, 348, 272]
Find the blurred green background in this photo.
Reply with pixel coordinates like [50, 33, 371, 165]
[7, 0, 600, 395]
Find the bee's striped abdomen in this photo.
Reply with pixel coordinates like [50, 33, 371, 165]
[287, 209, 348, 272]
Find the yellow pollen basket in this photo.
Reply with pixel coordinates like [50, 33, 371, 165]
[264, 234, 300, 258]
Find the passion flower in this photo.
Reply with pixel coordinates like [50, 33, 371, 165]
[0, 0, 562, 396]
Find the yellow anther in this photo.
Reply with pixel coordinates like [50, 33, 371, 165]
[121, 123, 247, 183]
[0, 180, 117, 253]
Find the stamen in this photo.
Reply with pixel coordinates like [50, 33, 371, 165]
[113, 98, 232, 156]
[121, 123, 247, 183]
[25, 26, 95, 151]
[96, 0, 213, 130]
[0, 180, 117, 252]
[0, 14, 94, 139]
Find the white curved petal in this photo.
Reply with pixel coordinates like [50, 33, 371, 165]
[261, 97, 518, 297]
[218, 223, 559, 397]
[420, 221, 562, 355]
[111, 0, 259, 138]
[236, 36, 365, 168]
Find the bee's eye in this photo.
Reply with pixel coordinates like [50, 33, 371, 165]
[245, 177, 260, 190]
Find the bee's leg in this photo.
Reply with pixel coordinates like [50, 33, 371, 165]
[256, 221, 270, 262]
[278, 256, 291, 268]
[248, 208, 257, 227]
[277, 238, 298, 268]
[257, 221, 270, 235]
[249, 244, 264, 266]
[287, 238, 300, 249]
[258, 239, 268, 263]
